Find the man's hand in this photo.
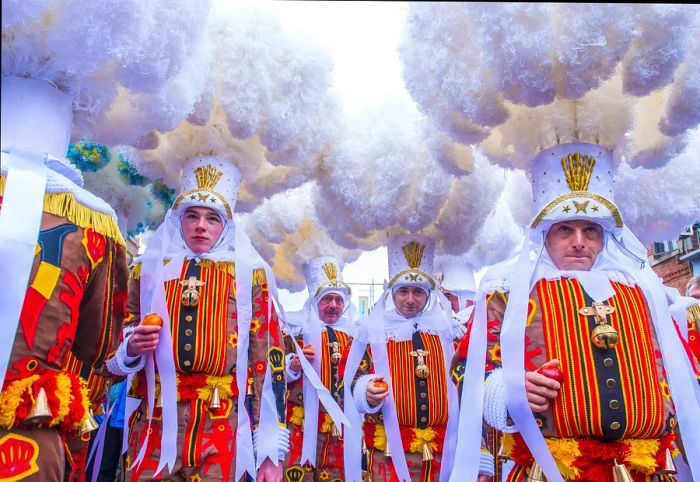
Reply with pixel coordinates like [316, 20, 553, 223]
[257, 457, 283, 482]
[525, 359, 561, 413]
[289, 347, 315, 373]
[366, 376, 390, 407]
[126, 324, 161, 357]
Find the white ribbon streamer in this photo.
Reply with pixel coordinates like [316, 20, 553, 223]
[0, 150, 48, 391]
[448, 291, 488, 482]
[298, 327, 351, 466]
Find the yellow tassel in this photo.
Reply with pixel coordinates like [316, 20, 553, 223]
[129, 263, 142, 280]
[253, 269, 267, 286]
[687, 303, 700, 324]
[289, 406, 305, 426]
[623, 438, 659, 475]
[0, 376, 40, 428]
[321, 413, 334, 433]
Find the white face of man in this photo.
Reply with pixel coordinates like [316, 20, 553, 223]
[689, 282, 700, 300]
[393, 285, 428, 318]
[317, 292, 345, 324]
[181, 206, 224, 254]
[544, 220, 604, 271]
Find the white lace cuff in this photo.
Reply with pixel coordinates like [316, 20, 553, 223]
[353, 374, 384, 414]
[253, 425, 290, 468]
[479, 451, 495, 477]
[285, 353, 302, 382]
[483, 368, 518, 433]
[106, 329, 145, 376]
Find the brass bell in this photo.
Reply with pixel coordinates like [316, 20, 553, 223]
[591, 323, 619, 350]
[209, 385, 221, 410]
[612, 459, 634, 482]
[362, 470, 373, 482]
[247, 377, 255, 397]
[497, 443, 510, 461]
[331, 421, 342, 438]
[25, 387, 53, 424]
[182, 289, 200, 307]
[155, 390, 163, 409]
[422, 443, 434, 462]
[657, 448, 677, 475]
[526, 461, 545, 482]
[415, 364, 430, 379]
[362, 438, 369, 456]
[384, 439, 391, 458]
[80, 409, 100, 435]
[179, 276, 204, 307]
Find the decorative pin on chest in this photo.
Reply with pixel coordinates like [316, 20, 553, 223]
[579, 301, 618, 349]
[180, 276, 205, 307]
[410, 349, 431, 379]
[327, 341, 342, 365]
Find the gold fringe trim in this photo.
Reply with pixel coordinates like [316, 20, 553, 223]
[196, 260, 236, 278]
[253, 268, 267, 286]
[129, 259, 268, 286]
[130, 263, 142, 280]
[688, 303, 700, 324]
[1, 175, 125, 246]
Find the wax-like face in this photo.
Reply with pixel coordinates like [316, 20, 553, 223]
[443, 291, 460, 313]
[393, 285, 428, 318]
[545, 220, 604, 271]
[181, 206, 224, 254]
[689, 283, 700, 300]
[317, 292, 345, 324]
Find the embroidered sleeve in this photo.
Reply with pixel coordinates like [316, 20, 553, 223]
[73, 239, 129, 370]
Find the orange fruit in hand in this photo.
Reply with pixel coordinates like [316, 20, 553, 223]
[142, 313, 163, 327]
[372, 379, 389, 391]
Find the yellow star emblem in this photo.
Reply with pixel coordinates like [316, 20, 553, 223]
[562, 205, 571, 213]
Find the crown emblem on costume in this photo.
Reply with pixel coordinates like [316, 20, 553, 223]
[561, 152, 595, 192]
[322, 262, 338, 281]
[285, 467, 305, 482]
[196, 165, 223, 191]
[402, 241, 425, 269]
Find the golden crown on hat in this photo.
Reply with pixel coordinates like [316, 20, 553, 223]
[530, 142, 623, 233]
[171, 156, 242, 220]
[303, 255, 351, 297]
[387, 234, 436, 290]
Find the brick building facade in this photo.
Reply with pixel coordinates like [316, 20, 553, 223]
[648, 222, 700, 293]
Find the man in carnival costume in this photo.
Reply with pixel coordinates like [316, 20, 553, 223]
[453, 143, 700, 482]
[0, 77, 129, 481]
[283, 256, 356, 482]
[342, 234, 494, 482]
[107, 156, 288, 482]
[436, 258, 478, 340]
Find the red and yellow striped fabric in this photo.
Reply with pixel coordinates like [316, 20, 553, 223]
[387, 333, 448, 428]
[538, 278, 665, 439]
[164, 260, 231, 375]
[320, 330, 351, 389]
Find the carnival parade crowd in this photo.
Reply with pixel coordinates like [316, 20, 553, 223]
[2, 3, 700, 482]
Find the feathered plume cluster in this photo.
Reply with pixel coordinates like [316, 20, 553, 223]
[2, 0, 213, 147]
[401, 3, 700, 245]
